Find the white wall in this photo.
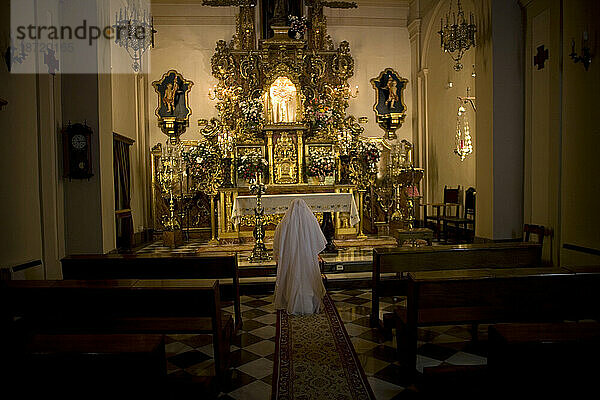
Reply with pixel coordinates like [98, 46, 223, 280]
[1, 0, 64, 278]
[326, 1, 413, 140]
[148, 2, 237, 147]
[419, 0, 477, 204]
[559, 0, 600, 265]
[0, 69, 43, 269]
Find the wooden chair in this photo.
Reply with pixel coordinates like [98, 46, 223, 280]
[524, 224, 552, 245]
[524, 224, 554, 265]
[442, 187, 476, 243]
[420, 185, 461, 240]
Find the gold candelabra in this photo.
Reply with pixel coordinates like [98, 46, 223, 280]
[248, 172, 272, 263]
[157, 138, 184, 232]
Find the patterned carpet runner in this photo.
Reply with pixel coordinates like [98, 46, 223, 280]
[272, 294, 376, 400]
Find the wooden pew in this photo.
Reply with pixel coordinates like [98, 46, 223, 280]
[371, 242, 542, 327]
[487, 321, 600, 396]
[0, 279, 232, 385]
[11, 333, 168, 397]
[61, 252, 242, 331]
[395, 267, 600, 375]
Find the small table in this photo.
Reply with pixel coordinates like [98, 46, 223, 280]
[394, 228, 434, 246]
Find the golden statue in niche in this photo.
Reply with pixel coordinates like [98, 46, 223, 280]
[269, 76, 297, 123]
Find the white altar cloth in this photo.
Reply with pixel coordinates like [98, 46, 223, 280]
[231, 192, 360, 226]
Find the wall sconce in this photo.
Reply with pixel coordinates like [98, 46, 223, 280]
[569, 31, 593, 71]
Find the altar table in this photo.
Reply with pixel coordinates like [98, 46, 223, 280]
[231, 193, 360, 226]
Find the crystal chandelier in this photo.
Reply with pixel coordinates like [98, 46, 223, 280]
[113, 0, 156, 72]
[454, 99, 473, 161]
[438, 0, 476, 71]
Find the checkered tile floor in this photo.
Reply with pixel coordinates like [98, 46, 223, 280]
[136, 240, 205, 255]
[165, 289, 488, 399]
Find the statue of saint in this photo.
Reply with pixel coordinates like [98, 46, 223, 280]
[270, 76, 297, 123]
[163, 76, 179, 114]
[385, 78, 399, 110]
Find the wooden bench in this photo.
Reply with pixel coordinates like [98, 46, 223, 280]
[0, 279, 233, 385]
[61, 252, 242, 331]
[395, 267, 600, 375]
[487, 321, 600, 396]
[11, 333, 168, 396]
[371, 242, 542, 327]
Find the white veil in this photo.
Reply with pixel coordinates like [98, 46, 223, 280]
[273, 199, 327, 314]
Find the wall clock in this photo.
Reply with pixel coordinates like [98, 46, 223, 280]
[62, 123, 93, 179]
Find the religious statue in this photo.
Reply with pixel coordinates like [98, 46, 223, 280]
[163, 77, 179, 114]
[269, 76, 297, 123]
[385, 79, 399, 109]
[153, 70, 193, 122]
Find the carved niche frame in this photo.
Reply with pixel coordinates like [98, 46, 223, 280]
[370, 68, 408, 139]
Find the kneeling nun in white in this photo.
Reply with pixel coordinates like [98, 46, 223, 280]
[273, 198, 326, 314]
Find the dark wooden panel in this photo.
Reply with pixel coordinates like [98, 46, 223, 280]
[60, 253, 243, 331]
[61, 253, 237, 279]
[397, 269, 600, 375]
[375, 242, 542, 273]
[370, 243, 543, 327]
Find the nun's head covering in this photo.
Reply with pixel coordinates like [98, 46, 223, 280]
[273, 198, 326, 314]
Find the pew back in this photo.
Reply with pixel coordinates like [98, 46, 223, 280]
[60, 253, 242, 330]
[370, 243, 543, 326]
[1, 279, 221, 327]
[408, 268, 587, 322]
[375, 242, 542, 274]
[0, 279, 231, 380]
[396, 267, 600, 374]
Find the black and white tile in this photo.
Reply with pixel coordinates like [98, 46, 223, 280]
[164, 289, 487, 399]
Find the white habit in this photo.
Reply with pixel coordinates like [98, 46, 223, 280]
[273, 199, 327, 315]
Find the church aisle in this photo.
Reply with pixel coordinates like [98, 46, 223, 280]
[164, 289, 488, 399]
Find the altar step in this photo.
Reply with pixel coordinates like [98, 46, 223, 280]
[193, 236, 396, 254]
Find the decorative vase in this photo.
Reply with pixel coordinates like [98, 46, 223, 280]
[318, 175, 326, 185]
[309, 176, 320, 185]
[324, 176, 335, 185]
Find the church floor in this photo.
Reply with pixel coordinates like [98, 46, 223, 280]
[165, 288, 488, 399]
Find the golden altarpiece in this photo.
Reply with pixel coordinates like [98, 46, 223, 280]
[150, 1, 419, 246]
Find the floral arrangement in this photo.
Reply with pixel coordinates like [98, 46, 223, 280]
[239, 98, 265, 131]
[288, 15, 308, 39]
[303, 98, 334, 131]
[182, 142, 218, 178]
[357, 140, 381, 174]
[237, 151, 268, 182]
[307, 148, 336, 177]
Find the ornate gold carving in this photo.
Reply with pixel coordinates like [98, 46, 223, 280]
[234, 5, 256, 51]
[274, 132, 298, 184]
